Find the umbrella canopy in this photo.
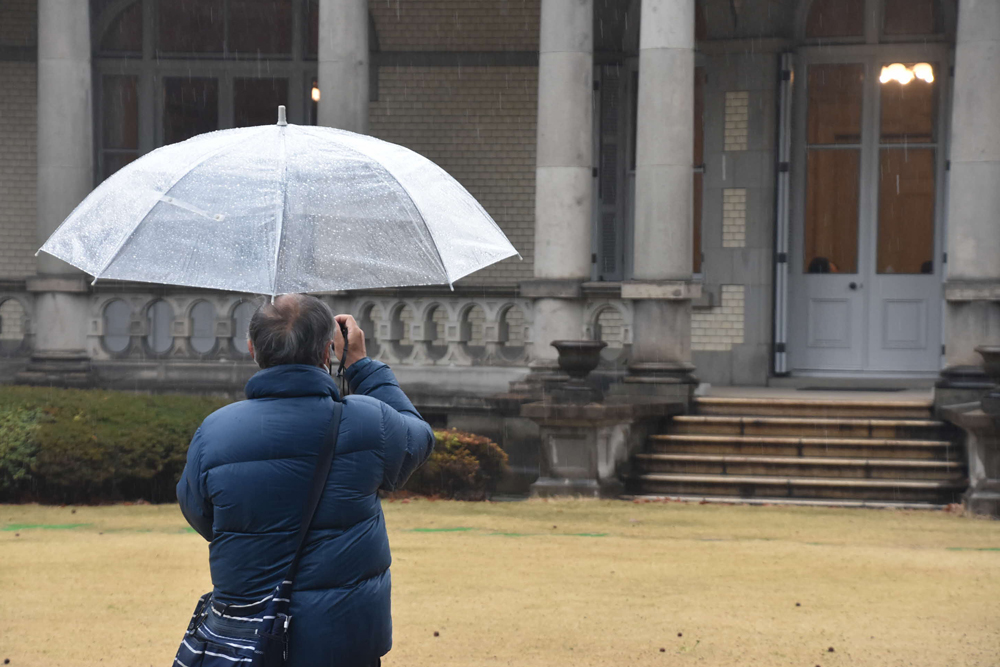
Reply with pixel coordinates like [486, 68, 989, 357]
[39, 107, 518, 296]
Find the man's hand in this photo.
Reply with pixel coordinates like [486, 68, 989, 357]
[334, 314, 367, 369]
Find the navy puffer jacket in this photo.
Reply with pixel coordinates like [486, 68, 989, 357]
[177, 359, 434, 667]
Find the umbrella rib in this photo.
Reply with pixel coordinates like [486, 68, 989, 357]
[89, 127, 272, 285]
[270, 127, 289, 299]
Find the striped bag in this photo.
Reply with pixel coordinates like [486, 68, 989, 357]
[174, 401, 343, 667]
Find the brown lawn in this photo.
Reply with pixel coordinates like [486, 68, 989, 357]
[1, 499, 998, 667]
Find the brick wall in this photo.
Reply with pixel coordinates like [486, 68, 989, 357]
[0, 62, 38, 280]
[369, 66, 537, 285]
[370, 0, 540, 51]
[0, 0, 38, 281]
[0, 0, 36, 47]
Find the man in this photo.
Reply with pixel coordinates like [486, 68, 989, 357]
[177, 294, 435, 667]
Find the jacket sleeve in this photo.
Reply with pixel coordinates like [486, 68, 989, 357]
[346, 357, 435, 491]
[176, 427, 214, 541]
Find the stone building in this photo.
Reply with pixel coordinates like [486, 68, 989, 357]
[1, 0, 998, 499]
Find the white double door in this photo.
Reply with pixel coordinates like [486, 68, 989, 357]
[788, 48, 947, 374]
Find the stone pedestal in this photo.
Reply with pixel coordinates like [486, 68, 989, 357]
[523, 399, 683, 497]
[935, 365, 994, 416]
[940, 403, 1000, 517]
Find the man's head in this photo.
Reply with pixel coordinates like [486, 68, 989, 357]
[247, 294, 335, 369]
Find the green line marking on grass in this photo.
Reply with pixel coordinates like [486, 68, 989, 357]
[3, 523, 91, 531]
[570, 532, 608, 537]
[946, 547, 1000, 552]
[183, 527, 197, 533]
[410, 527, 475, 533]
[489, 532, 532, 537]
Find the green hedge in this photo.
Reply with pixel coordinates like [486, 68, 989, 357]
[0, 386, 506, 503]
[0, 386, 228, 503]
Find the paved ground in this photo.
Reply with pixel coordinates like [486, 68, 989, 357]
[2, 500, 998, 667]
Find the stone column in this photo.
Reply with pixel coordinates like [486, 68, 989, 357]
[622, 0, 698, 395]
[523, 0, 593, 368]
[20, 0, 93, 385]
[317, 0, 369, 133]
[942, 0, 1000, 371]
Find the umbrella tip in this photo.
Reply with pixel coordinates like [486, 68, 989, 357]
[277, 105, 287, 126]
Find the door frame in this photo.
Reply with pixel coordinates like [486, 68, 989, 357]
[784, 42, 951, 376]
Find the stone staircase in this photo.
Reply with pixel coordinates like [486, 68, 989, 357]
[628, 396, 967, 508]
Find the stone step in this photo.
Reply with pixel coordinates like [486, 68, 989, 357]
[648, 434, 960, 460]
[631, 473, 967, 503]
[670, 415, 949, 440]
[624, 495, 950, 510]
[694, 396, 933, 419]
[634, 453, 965, 481]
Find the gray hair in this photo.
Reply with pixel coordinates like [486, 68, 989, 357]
[248, 294, 334, 369]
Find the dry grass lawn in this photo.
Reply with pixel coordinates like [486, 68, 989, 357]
[1, 499, 999, 667]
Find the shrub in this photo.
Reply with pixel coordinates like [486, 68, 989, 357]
[0, 386, 228, 503]
[402, 429, 509, 500]
[0, 387, 507, 503]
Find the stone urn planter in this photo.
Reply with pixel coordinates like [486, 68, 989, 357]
[550, 340, 607, 404]
[976, 345, 1000, 417]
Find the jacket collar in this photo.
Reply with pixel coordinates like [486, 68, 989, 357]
[245, 364, 342, 400]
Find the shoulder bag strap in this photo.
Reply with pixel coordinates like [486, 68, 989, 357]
[282, 400, 344, 585]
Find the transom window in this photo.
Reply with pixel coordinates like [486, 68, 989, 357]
[804, 0, 947, 42]
[91, 0, 321, 182]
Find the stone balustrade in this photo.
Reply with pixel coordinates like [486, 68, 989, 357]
[0, 285, 634, 373]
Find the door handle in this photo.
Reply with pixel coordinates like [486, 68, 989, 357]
[849, 282, 859, 290]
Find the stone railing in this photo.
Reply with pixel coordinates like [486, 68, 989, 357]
[0, 284, 633, 389]
[81, 285, 633, 367]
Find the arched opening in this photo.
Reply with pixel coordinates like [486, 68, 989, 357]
[146, 299, 173, 354]
[424, 305, 449, 361]
[189, 301, 217, 355]
[359, 303, 382, 359]
[231, 300, 256, 356]
[498, 304, 527, 362]
[102, 298, 132, 354]
[462, 305, 487, 360]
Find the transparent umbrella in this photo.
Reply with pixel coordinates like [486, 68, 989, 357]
[38, 107, 518, 296]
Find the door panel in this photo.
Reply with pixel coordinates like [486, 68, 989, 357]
[808, 298, 855, 348]
[866, 61, 942, 372]
[790, 62, 867, 371]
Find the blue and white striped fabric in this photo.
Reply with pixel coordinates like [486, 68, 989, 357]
[175, 580, 295, 667]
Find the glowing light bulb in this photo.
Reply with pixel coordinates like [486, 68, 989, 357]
[311, 86, 321, 102]
[913, 63, 934, 83]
